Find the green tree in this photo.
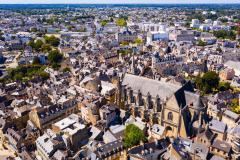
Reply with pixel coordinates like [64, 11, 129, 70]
[44, 35, 60, 47]
[100, 20, 109, 26]
[41, 44, 52, 53]
[123, 124, 146, 148]
[63, 67, 71, 72]
[213, 30, 236, 40]
[30, 27, 38, 32]
[39, 71, 50, 80]
[220, 18, 228, 23]
[195, 71, 220, 94]
[230, 98, 240, 114]
[6, 64, 49, 82]
[28, 40, 35, 49]
[218, 81, 231, 91]
[134, 38, 143, 45]
[48, 49, 63, 64]
[116, 18, 127, 27]
[197, 40, 207, 46]
[120, 41, 129, 46]
[35, 39, 44, 51]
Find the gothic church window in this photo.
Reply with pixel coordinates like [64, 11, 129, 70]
[168, 112, 173, 121]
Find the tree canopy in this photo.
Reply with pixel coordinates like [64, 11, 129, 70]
[195, 71, 220, 94]
[134, 38, 143, 45]
[44, 35, 60, 47]
[100, 20, 109, 26]
[213, 30, 236, 40]
[123, 124, 146, 148]
[28, 39, 44, 52]
[197, 40, 207, 46]
[116, 18, 127, 27]
[48, 49, 63, 69]
[6, 64, 49, 82]
[230, 98, 240, 114]
[48, 49, 63, 64]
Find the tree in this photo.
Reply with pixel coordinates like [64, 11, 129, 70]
[48, 49, 63, 64]
[195, 71, 220, 94]
[44, 35, 60, 47]
[28, 39, 44, 52]
[120, 41, 129, 46]
[34, 39, 44, 51]
[213, 30, 236, 40]
[28, 40, 35, 49]
[197, 40, 207, 46]
[5, 64, 49, 82]
[41, 44, 52, 53]
[230, 98, 240, 114]
[116, 18, 127, 27]
[218, 81, 231, 91]
[30, 27, 38, 32]
[220, 18, 228, 23]
[123, 124, 146, 148]
[63, 67, 71, 72]
[100, 20, 109, 26]
[134, 38, 143, 45]
[39, 71, 50, 80]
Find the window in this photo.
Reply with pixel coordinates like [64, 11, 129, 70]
[168, 112, 173, 121]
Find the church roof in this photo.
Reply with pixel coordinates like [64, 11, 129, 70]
[122, 74, 181, 100]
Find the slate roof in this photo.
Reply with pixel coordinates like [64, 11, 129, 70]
[211, 139, 231, 153]
[209, 119, 227, 133]
[122, 74, 182, 99]
[128, 139, 169, 159]
[223, 110, 239, 122]
[97, 139, 123, 158]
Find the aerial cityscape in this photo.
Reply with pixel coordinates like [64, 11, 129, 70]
[0, 1, 240, 160]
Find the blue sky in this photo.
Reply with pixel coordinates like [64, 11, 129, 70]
[1, 0, 240, 4]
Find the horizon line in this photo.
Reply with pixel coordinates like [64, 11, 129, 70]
[1, 3, 240, 4]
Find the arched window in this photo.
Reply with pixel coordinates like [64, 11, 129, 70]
[168, 112, 173, 121]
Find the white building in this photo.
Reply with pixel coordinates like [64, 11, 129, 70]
[147, 31, 169, 44]
[140, 22, 167, 32]
[213, 20, 221, 26]
[190, 19, 200, 28]
[205, 19, 212, 24]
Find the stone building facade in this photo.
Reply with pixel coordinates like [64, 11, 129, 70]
[116, 74, 206, 138]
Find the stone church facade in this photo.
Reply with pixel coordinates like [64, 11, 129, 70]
[116, 74, 206, 138]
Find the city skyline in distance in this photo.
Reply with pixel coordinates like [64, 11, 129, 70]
[1, 0, 240, 4]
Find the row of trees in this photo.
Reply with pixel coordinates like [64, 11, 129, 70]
[213, 30, 236, 40]
[100, 18, 127, 27]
